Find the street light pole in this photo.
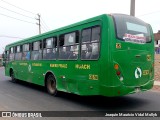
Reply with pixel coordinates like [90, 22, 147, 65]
[36, 14, 41, 34]
[130, 0, 135, 16]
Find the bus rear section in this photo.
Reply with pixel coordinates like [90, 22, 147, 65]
[103, 14, 154, 96]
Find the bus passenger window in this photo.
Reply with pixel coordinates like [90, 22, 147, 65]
[92, 27, 100, 42]
[59, 31, 79, 60]
[22, 44, 30, 60]
[5, 51, 9, 64]
[43, 37, 57, 60]
[82, 28, 91, 43]
[81, 26, 100, 60]
[15, 45, 22, 60]
[9, 47, 15, 61]
[31, 41, 42, 60]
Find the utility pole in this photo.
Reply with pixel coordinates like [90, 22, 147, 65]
[130, 0, 135, 16]
[36, 14, 41, 34]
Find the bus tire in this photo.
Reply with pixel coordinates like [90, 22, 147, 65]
[10, 70, 17, 83]
[46, 74, 58, 96]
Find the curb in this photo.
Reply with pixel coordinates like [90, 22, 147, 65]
[152, 81, 160, 91]
[154, 81, 160, 86]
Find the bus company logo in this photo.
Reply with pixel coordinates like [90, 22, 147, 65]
[28, 64, 31, 72]
[2, 112, 11, 117]
[135, 67, 142, 79]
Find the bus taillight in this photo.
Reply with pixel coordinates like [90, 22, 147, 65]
[114, 63, 124, 81]
[116, 71, 121, 76]
[114, 64, 119, 70]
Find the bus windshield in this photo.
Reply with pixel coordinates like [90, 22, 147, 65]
[113, 14, 151, 44]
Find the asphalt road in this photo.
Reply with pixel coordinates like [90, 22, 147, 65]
[0, 67, 160, 120]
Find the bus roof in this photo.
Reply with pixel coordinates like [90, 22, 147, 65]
[5, 14, 108, 49]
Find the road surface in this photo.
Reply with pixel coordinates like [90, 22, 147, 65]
[0, 67, 160, 120]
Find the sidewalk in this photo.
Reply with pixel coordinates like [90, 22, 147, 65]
[153, 81, 160, 91]
[152, 54, 160, 91]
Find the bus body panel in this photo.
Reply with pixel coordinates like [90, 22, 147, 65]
[3, 14, 154, 97]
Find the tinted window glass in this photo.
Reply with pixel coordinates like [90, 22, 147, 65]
[46, 38, 53, 48]
[15, 53, 22, 60]
[82, 28, 91, 43]
[64, 32, 76, 45]
[31, 41, 42, 60]
[43, 37, 57, 60]
[33, 42, 39, 50]
[81, 26, 100, 60]
[113, 14, 151, 44]
[92, 27, 100, 42]
[59, 32, 79, 60]
[23, 44, 29, 51]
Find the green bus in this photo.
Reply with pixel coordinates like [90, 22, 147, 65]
[3, 14, 154, 97]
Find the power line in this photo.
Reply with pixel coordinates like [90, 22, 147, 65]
[0, 35, 24, 39]
[41, 26, 48, 33]
[0, 6, 35, 20]
[0, 0, 50, 34]
[41, 18, 50, 30]
[137, 11, 160, 17]
[0, 12, 36, 24]
[0, 0, 36, 15]
[41, 22, 49, 32]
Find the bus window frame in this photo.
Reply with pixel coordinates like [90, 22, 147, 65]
[112, 15, 152, 43]
[9, 46, 15, 61]
[22, 43, 30, 60]
[15, 45, 22, 60]
[4, 50, 9, 65]
[58, 31, 79, 60]
[43, 37, 58, 60]
[80, 25, 101, 61]
[31, 40, 43, 60]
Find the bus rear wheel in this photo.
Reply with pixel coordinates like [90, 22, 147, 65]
[10, 70, 17, 83]
[46, 75, 58, 96]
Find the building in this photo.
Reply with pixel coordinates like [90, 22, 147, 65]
[154, 31, 160, 54]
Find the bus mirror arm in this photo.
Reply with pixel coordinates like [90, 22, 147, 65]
[2, 54, 6, 66]
[2, 61, 5, 67]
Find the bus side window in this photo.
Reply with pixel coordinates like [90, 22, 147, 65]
[5, 51, 8, 60]
[59, 31, 79, 60]
[31, 41, 42, 60]
[4, 50, 9, 64]
[15, 45, 22, 60]
[9, 47, 15, 61]
[22, 44, 30, 60]
[43, 37, 57, 60]
[81, 26, 100, 60]
[59, 35, 66, 59]
[90, 26, 100, 59]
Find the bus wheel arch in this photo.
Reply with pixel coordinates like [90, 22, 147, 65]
[44, 72, 59, 96]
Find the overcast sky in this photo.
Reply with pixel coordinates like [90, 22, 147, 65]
[0, 0, 160, 54]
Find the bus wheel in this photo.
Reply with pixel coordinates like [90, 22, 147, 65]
[46, 74, 58, 96]
[10, 70, 17, 83]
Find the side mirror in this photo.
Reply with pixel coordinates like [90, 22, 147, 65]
[1, 54, 6, 67]
[2, 54, 4, 59]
